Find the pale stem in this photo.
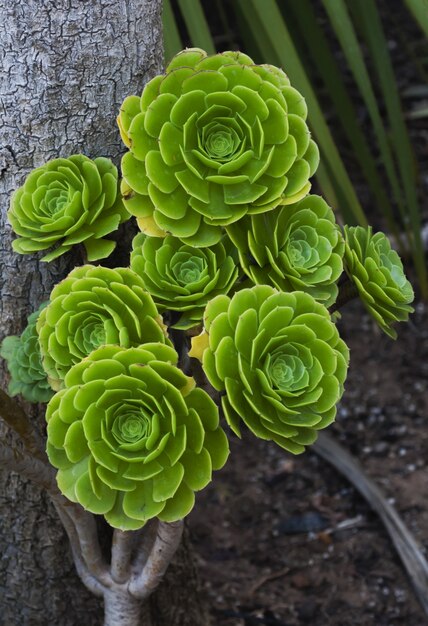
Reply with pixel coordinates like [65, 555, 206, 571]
[0, 389, 47, 461]
[0, 440, 56, 490]
[129, 520, 184, 599]
[54, 503, 104, 597]
[59, 497, 112, 587]
[0, 434, 111, 588]
[111, 529, 135, 584]
[103, 589, 143, 626]
[131, 519, 158, 575]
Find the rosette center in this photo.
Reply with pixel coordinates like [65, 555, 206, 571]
[265, 347, 310, 393]
[200, 120, 242, 162]
[287, 227, 319, 269]
[42, 188, 69, 216]
[174, 256, 206, 285]
[81, 320, 106, 353]
[113, 412, 149, 444]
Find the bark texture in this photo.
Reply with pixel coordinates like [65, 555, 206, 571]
[0, 2, 209, 624]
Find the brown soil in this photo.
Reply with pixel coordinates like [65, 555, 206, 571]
[188, 297, 428, 626]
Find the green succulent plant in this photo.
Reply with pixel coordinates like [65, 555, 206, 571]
[190, 286, 349, 454]
[37, 265, 169, 390]
[0, 303, 54, 403]
[227, 194, 344, 306]
[8, 155, 129, 262]
[130, 231, 239, 329]
[46, 343, 229, 530]
[118, 48, 319, 247]
[343, 226, 414, 338]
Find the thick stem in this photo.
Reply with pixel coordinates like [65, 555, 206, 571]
[103, 589, 143, 626]
[0, 439, 56, 490]
[53, 503, 104, 598]
[0, 389, 47, 461]
[330, 276, 360, 314]
[130, 520, 184, 599]
[111, 529, 135, 584]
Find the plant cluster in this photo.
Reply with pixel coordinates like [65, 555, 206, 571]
[1, 49, 414, 533]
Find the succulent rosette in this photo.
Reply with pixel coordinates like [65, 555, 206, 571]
[227, 195, 344, 306]
[37, 265, 169, 390]
[343, 226, 414, 338]
[8, 155, 129, 262]
[130, 231, 239, 329]
[118, 48, 319, 247]
[190, 286, 349, 454]
[46, 343, 229, 530]
[0, 303, 53, 403]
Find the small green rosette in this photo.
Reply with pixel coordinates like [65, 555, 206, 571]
[130, 232, 239, 329]
[8, 155, 129, 262]
[37, 265, 169, 390]
[118, 48, 319, 247]
[46, 343, 229, 530]
[343, 226, 414, 338]
[190, 286, 349, 454]
[0, 303, 53, 403]
[227, 195, 344, 306]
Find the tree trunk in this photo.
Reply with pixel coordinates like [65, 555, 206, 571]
[0, 2, 209, 624]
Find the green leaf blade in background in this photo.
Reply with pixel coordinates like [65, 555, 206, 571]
[177, 0, 216, 55]
[163, 0, 183, 64]
[287, 0, 400, 240]
[234, 0, 368, 227]
[321, 0, 406, 227]
[404, 0, 428, 39]
[354, 0, 427, 295]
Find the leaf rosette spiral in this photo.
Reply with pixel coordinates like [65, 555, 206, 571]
[190, 286, 349, 454]
[46, 343, 229, 530]
[118, 48, 319, 247]
[227, 195, 344, 306]
[130, 232, 239, 329]
[343, 226, 414, 338]
[0, 303, 54, 403]
[8, 155, 129, 262]
[37, 265, 169, 390]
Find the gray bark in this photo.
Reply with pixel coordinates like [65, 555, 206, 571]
[0, 2, 209, 624]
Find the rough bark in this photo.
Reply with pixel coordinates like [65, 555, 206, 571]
[0, 2, 209, 624]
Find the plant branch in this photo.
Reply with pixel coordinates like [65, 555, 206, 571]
[111, 529, 135, 584]
[0, 439, 56, 490]
[0, 388, 47, 461]
[103, 589, 143, 626]
[129, 520, 184, 599]
[131, 519, 158, 575]
[53, 503, 104, 597]
[330, 276, 359, 314]
[54, 497, 112, 587]
[0, 430, 111, 589]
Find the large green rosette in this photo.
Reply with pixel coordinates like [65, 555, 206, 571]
[190, 286, 349, 454]
[8, 155, 129, 262]
[118, 48, 319, 247]
[0, 303, 53, 403]
[130, 232, 239, 329]
[227, 195, 344, 306]
[46, 343, 229, 530]
[37, 265, 169, 390]
[343, 226, 414, 339]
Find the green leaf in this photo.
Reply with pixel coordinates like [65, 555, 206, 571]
[162, 0, 183, 64]
[177, 0, 216, 55]
[233, 0, 367, 226]
[83, 237, 116, 261]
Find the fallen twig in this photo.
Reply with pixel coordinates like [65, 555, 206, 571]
[314, 431, 428, 617]
[247, 566, 291, 597]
